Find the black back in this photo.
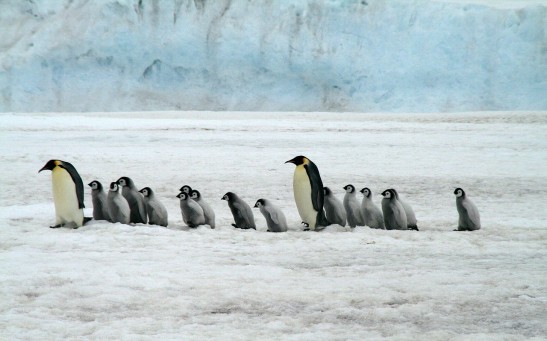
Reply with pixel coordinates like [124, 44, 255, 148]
[305, 161, 324, 212]
[61, 161, 85, 209]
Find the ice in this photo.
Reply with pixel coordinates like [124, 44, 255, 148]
[0, 111, 546, 339]
[1, 0, 546, 113]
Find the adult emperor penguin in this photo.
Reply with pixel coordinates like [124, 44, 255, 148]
[323, 187, 346, 226]
[390, 189, 418, 231]
[190, 189, 216, 229]
[222, 192, 256, 230]
[454, 188, 481, 231]
[360, 187, 385, 229]
[39, 159, 89, 228]
[139, 187, 168, 227]
[381, 189, 407, 230]
[177, 192, 205, 228]
[285, 155, 329, 231]
[117, 177, 147, 224]
[254, 198, 288, 232]
[343, 184, 365, 228]
[107, 182, 131, 224]
[88, 180, 111, 222]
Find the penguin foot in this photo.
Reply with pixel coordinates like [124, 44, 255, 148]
[231, 224, 238, 229]
[49, 224, 63, 228]
[301, 222, 309, 228]
[408, 226, 419, 231]
[83, 217, 92, 225]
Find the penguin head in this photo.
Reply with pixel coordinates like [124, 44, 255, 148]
[180, 185, 192, 194]
[39, 159, 63, 173]
[323, 187, 332, 196]
[454, 188, 465, 198]
[139, 187, 152, 197]
[285, 155, 308, 166]
[117, 177, 133, 188]
[109, 182, 120, 192]
[176, 192, 188, 200]
[381, 189, 394, 199]
[254, 198, 266, 208]
[343, 184, 355, 193]
[88, 180, 103, 190]
[221, 192, 236, 201]
[360, 187, 371, 197]
[389, 188, 400, 199]
[190, 190, 201, 200]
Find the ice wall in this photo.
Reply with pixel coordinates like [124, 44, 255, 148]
[0, 0, 545, 113]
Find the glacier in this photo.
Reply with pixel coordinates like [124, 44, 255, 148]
[0, 0, 546, 113]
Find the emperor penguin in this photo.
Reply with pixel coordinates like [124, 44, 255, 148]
[360, 187, 385, 229]
[88, 180, 111, 222]
[139, 187, 168, 227]
[254, 198, 288, 232]
[176, 192, 205, 228]
[454, 188, 481, 231]
[107, 182, 131, 224]
[381, 189, 407, 230]
[117, 177, 147, 224]
[323, 187, 346, 226]
[39, 159, 88, 228]
[180, 185, 192, 194]
[190, 189, 216, 229]
[285, 155, 329, 231]
[390, 189, 418, 231]
[222, 192, 256, 230]
[343, 184, 365, 228]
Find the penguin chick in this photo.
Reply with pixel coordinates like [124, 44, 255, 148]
[88, 180, 111, 222]
[190, 189, 215, 229]
[117, 176, 147, 224]
[254, 198, 288, 232]
[323, 187, 346, 226]
[39, 159, 88, 228]
[343, 184, 365, 228]
[390, 188, 418, 231]
[107, 182, 131, 224]
[360, 187, 385, 229]
[381, 189, 407, 230]
[177, 192, 205, 228]
[180, 185, 192, 194]
[454, 188, 481, 231]
[139, 187, 168, 227]
[285, 155, 329, 230]
[222, 192, 256, 230]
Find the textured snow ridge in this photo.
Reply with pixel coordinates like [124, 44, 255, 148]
[1, 0, 546, 113]
[1, 111, 546, 339]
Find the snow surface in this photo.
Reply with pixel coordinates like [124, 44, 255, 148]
[1, 0, 546, 113]
[1, 111, 546, 339]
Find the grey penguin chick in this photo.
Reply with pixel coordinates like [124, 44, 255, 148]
[222, 192, 256, 230]
[454, 188, 481, 231]
[88, 180, 111, 222]
[107, 182, 131, 224]
[254, 198, 288, 232]
[180, 185, 192, 194]
[343, 184, 365, 228]
[360, 187, 385, 229]
[139, 187, 168, 227]
[176, 192, 205, 228]
[323, 187, 346, 226]
[117, 176, 147, 224]
[390, 188, 418, 231]
[381, 189, 407, 230]
[190, 189, 215, 229]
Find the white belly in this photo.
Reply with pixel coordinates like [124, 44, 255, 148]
[293, 166, 317, 228]
[52, 167, 83, 227]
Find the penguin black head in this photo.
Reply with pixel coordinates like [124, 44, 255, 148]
[180, 185, 192, 194]
[343, 184, 355, 193]
[254, 198, 266, 208]
[88, 180, 103, 190]
[388, 188, 400, 199]
[117, 177, 133, 188]
[285, 155, 308, 166]
[222, 192, 236, 201]
[39, 159, 64, 173]
[177, 192, 188, 200]
[323, 187, 332, 196]
[360, 187, 371, 197]
[139, 187, 152, 197]
[109, 182, 120, 192]
[190, 189, 201, 200]
[381, 189, 395, 199]
[454, 188, 466, 198]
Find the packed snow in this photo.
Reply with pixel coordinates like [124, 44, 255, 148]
[1, 111, 546, 339]
[1, 0, 546, 113]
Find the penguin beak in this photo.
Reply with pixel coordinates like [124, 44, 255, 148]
[285, 157, 296, 164]
[253, 203, 258, 208]
[221, 197, 225, 200]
